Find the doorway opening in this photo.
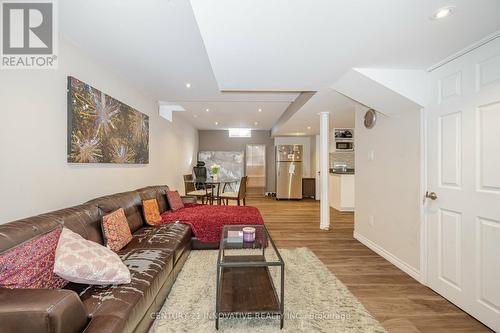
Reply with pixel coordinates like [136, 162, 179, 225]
[245, 144, 266, 197]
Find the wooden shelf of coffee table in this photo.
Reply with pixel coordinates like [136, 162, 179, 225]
[216, 225, 284, 330]
[219, 255, 280, 314]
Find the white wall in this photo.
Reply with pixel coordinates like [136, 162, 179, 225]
[0, 38, 198, 224]
[310, 134, 317, 178]
[354, 68, 429, 107]
[354, 104, 422, 272]
[274, 136, 313, 177]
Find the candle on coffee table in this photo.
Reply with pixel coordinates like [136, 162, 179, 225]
[242, 227, 256, 242]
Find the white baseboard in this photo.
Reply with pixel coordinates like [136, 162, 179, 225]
[353, 231, 422, 283]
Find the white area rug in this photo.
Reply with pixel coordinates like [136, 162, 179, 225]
[150, 248, 386, 333]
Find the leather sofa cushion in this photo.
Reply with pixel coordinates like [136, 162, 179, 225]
[60, 204, 103, 244]
[136, 186, 169, 213]
[151, 185, 170, 211]
[67, 248, 174, 325]
[119, 224, 191, 264]
[87, 191, 144, 234]
[0, 203, 101, 253]
[0, 288, 88, 333]
[79, 315, 124, 333]
[0, 218, 60, 254]
[164, 224, 192, 264]
[181, 195, 198, 204]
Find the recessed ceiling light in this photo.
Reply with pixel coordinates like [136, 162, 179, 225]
[307, 126, 311, 130]
[193, 115, 198, 118]
[214, 121, 219, 125]
[205, 108, 210, 112]
[431, 6, 455, 20]
[254, 121, 259, 126]
[258, 108, 262, 112]
[185, 83, 191, 88]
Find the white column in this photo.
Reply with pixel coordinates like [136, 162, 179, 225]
[315, 134, 321, 200]
[319, 111, 330, 230]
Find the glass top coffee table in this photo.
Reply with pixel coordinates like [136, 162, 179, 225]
[216, 225, 285, 330]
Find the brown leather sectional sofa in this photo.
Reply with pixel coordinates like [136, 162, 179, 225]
[0, 185, 200, 333]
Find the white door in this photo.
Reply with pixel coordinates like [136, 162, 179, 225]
[426, 37, 500, 331]
[246, 144, 266, 196]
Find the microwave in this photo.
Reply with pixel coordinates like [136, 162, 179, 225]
[335, 141, 354, 151]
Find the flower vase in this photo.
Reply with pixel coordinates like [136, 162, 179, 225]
[213, 174, 218, 181]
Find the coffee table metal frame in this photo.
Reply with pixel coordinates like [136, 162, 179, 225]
[215, 224, 284, 330]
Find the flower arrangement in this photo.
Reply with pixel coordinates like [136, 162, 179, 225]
[210, 164, 221, 175]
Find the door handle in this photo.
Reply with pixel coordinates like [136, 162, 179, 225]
[425, 191, 438, 200]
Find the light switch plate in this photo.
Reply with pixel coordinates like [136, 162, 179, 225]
[368, 150, 375, 161]
[369, 215, 375, 226]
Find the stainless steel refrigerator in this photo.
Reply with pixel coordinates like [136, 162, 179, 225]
[276, 145, 303, 199]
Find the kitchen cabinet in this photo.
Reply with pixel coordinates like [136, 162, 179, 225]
[302, 178, 316, 199]
[329, 173, 355, 212]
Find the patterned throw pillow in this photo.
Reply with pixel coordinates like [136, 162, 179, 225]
[166, 190, 185, 211]
[143, 199, 162, 226]
[0, 227, 67, 289]
[54, 228, 131, 285]
[102, 208, 133, 252]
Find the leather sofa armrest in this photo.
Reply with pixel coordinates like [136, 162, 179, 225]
[181, 196, 197, 204]
[0, 288, 89, 333]
[83, 315, 124, 333]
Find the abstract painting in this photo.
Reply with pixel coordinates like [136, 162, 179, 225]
[67, 77, 149, 164]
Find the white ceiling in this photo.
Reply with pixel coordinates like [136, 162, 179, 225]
[60, 0, 500, 134]
[177, 100, 291, 129]
[59, 0, 298, 130]
[191, 0, 500, 91]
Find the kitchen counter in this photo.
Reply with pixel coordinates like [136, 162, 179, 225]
[329, 168, 355, 175]
[329, 173, 355, 212]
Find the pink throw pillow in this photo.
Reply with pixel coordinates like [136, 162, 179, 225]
[0, 227, 67, 289]
[102, 208, 133, 252]
[166, 190, 184, 211]
[54, 228, 131, 285]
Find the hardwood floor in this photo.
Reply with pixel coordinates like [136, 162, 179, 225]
[243, 196, 491, 333]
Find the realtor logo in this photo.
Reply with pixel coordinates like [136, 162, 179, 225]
[1, 0, 58, 69]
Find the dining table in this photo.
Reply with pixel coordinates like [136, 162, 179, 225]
[185, 177, 239, 205]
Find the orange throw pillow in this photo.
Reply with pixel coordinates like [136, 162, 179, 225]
[143, 199, 162, 226]
[102, 208, 133, 252]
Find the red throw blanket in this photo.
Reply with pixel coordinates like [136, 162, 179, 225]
[160, 204, 265, 243]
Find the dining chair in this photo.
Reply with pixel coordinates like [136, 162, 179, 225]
[183, 174, 209, 204]
[192, 162, 215, 191]
[219, 176, 247, 206]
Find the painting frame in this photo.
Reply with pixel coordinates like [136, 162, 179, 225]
[67, 76, 149, 164]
